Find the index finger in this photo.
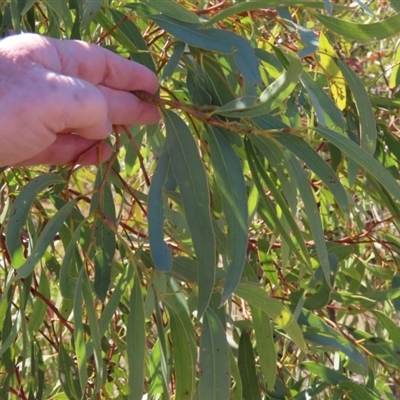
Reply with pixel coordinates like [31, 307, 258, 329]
[51, 36, 159, 93]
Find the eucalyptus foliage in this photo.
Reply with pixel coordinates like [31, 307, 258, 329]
[1, 0, 400, 399]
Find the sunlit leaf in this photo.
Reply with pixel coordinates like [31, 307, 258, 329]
[337, 59, 377, 155]
[315, 13, 400, 40]
[215, 49, 302, 117]
[235, 283, 307, 351]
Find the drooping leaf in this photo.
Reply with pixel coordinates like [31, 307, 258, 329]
[199, 308, 230, 400]
[164, 109, 216, 316]
[319, 31, 346, 110]
[13, 199, 78, 280]
[337, 59, 377, 155]
[148, 144, 173, 272]
[251, 306, 277, 390]
[238, 331, 261, 400]
[235, 283, 307, 351]
[127, 271, 146, 400]
[215, 49, 302, 117]
[315, 13, 400, 41]
[58, 344, 82, 400]
[316, 127, 400, 203]
[300, 71, 346, 130]
[150, 15, 262, 84]
[208, 127, 248, 302]
[164, 278, 197, 400]
[6, 173, 64, 267]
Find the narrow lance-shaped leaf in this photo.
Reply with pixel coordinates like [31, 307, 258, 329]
[125, 0, 203, 24]
[148, 144, 173, 272]
[109, 8, 156, 72]
[300, 71, 346, 130]
[316, 127, 400, 203]
[27, 268, 50, 334]
[215, 49, 302, 117]
[203, 1, 340, 26]
[337, 58, 377, 155]
[6, 173, 64, 267]
[208, 127, 248, 303]
[287, 154, 331, 284]
[272, 132, 349, 216]
[150, 15, 261, 84]
[238, 331, 261, 400]
[127, 271, 146, 400]
[319, 31, 346, 110]
[199, 308, 230, 400]
[93, 217, 115, 302]
[315, 13, 400, 41]
[251, 306, 277, 390]
[164, 277, 197, 400]
[73, 266, 88, 395]
[164, 109, 216, 316]
[59, 222, 83, 299]
[13, 198, 78, 280]
[58, 344, 82, 400]
[81, 269, 103, 393]
[235, 283, 307, 351]
[245, 137, 312, 269]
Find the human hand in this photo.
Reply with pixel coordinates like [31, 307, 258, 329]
[0, 33, 160, 167]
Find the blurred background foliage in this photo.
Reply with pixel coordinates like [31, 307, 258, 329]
[1, 0, 400, 399]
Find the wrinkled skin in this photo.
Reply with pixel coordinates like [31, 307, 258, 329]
[0, 34, 160, 167]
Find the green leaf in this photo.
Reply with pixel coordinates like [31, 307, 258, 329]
[127, 271, 146, 400]
[79, 0, 101, 31]
[372, 310, 400, 346]
[246, 137, 312, 270]
[27, 268, 50, 333]
[208, 127, 248, 302]
[6, 173, 64, 267]
[125, 0, 204, 23]
[81, 268, 103, 393]
[235, 283, 307, 351]
[316, 127, 400, 202]
[287, 154, 331, 284]
[300, 71, 345, 130]
[164, 110, 216, 316]
[109, 8, 156, 72]
[203, 1, 342, 27]
[337, 59, 377, 155]
[199, 308, 230, 400]
[238, 331, 261, 400]
[315, 13, 400, 41]
[301, 361, 350, 384]
[58, 344, 82, 400]
[13, 199, 78, 280]
[148, 144, 173, 272]
[304, 330, 367, 371]
[73, 267, 88, 395]
[93, 217, 115, 302]
[162, 41, 185, 81]
[215, 49, 302, 117]
[273, 132, 349, 216]
[150, 15, 262, 84]
[165, 278, 197, 400]
[59, 223, 83, 299]
[251, 307, 277, 390]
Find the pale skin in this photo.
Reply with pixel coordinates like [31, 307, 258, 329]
[0, 33, 160, 167]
